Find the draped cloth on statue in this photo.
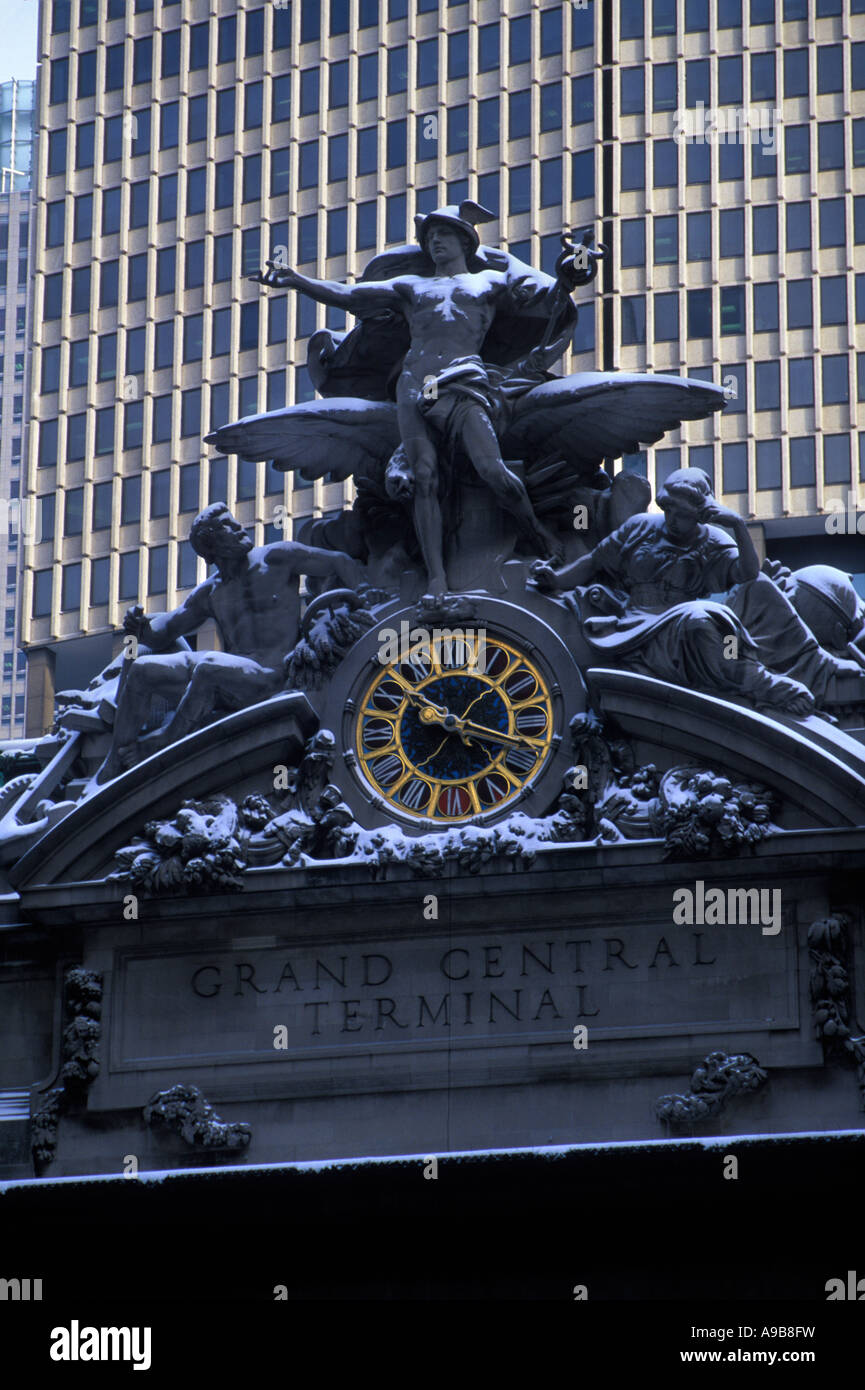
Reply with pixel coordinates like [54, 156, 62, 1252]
[563, 514, 799, 705]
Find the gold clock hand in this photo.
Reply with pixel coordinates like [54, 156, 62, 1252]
[457, 718, 538, 752]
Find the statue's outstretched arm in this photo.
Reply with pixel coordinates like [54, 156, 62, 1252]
[132, 584, 213, 650]
[251, 261, 404, 316]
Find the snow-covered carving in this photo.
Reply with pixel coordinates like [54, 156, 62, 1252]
[143, 1084, 251, 1150]
[655, 1051, 768, 1127]
[808, 913, 865, 1108]
[31, 968, 103, 1175]
[658, 768, 777, 859]
[284, 588, 376, 690]
[114, 795, 249, 893]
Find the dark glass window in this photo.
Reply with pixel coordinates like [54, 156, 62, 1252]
[148, 546, 168, 597]
[790, 437, 815, 489]
[61, 564, 81, 613]
[720, 286, 745, 335]
[756, 282, 784, 333]
[750, 52, 776, 102]
[756, 440, 781, 490]
[189, 21, 209, 69]
[653, 64, 676, 111]
[187, 168, 207, 216]
[300, 141, 318, 188]
[124, 401, 144, 450]
[653, 215, 678, 264]
[48, 129, 67, 176]
[817, 46, 843, 95]
[217, 14, 236, 64]
[181, 389, 201, 438]
[214, 160, 234, 208]
[684, 0, 709, 29]
[71, 266, 91, 315]
[621, 296, 646, 346]
[786, 202, 811, 252]
[476, 97, 498, 149]
[216, 88, 236, 137]
[821, 277, 847, 326]
[540, 158, 562, 208]
[42, 344, 61, 393]
[784, 49, 808, 99]
[118, 554, 139, 602]
[686, 212, 711, 260]
[106, 42, 124, 91]
[824, 435, 851, 486]
[480, 22, 499, 71]
[718, 57, 743, 105]
[121, 476, 141, 525]
[654, 292, 679, 342]
[819, 199, 845, 249]
[92, 481, 113, 531]
[540, 83, 563, 132]
[417, 38, 437, 88]
[239, 302, 259, 352]
[50, 58, 69, 106]
[212, 306, 231, 356]
[46, 200, 65, 247]
[787, 280, 812, 329]
[357, 127, 378, 175]
[653, 0, 677, 32]
[722, 443, 748, 494]
[152, 395, 172, 443]
[621, 219, 646, 268]
[52, 0, 71, 33]
[621, 144, 645, 190]
[100, 260, 119, 308]
[97, 334, 116, 382]
[69, 340, 88, 388]
[150, 470, 171, 519]
[540, 8, 562, 54]
[685, 143, 710, 185]
[188, 94, 208, 143]
[94, 406, 114, 456]
[76, 123, 94, 169]
[818, 123, 843, 171]
[126, 326, 145, 376]
[156, 247, 175, 297]
[686, 59, 710, 107]
[445, 109, 466, 156]
[77, 50, 97, 100]
[510, 91, 531, 141]
[509, 165, 531, 216]
[183, 314, 203, 363]
[720, 209, 745, 258]
[788, 358, 814, 407]
[755, 360, 781, 410]
[298, 213, 318, 262]
[447, 32, 468, 81]
[158, 174, 177, 223]
[572, 150, 593, 200]
[132, 36, 152, 85]
[822, 355, 849, 405]
[300, 69, 319, 115]
[752, 205, 777, 254]
[243, 153, 262, 202]
[161, 101, 179, 149]
[388, 118, 408, 165]
[245, 81, 263, 130]
[785, 125, 810, 174]
[509, 15, 530, 64]
[357, 201, 377, 250]
[384, 196, 403, 247]
[719, 142, 744, 181]
[161, 29, 181, 78]
[653, 140, 677, 188]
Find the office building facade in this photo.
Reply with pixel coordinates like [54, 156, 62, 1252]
[22, 0, 865, 733]
[0, 78, 35, 738]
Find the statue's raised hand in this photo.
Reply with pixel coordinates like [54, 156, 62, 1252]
[122, 604, 150, 639]
[250, 259, 299, 290]
[700, 500, 742, 529]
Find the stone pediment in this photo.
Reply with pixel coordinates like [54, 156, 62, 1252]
[8, 669, 865, 898]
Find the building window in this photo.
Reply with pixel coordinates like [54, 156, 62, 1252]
[687, 289, 712, 339]
[822, 356, 849, 405]
[621, 144, 645, 190]
[653, 64, 677, 111]
[720, 286, 745, 335]
[61, 563, 82, 612]
[686, 212, 710, 261]
[824, 435, 851, 486]
[654, 292, 679, 342]
[118, 553, 139, 601]
[722, 443, 748, 494]
[755, 361, 781, 410]
[788, 358, 814, 408]
[653, 215, 678, 264]
[92, 481, 113, 530]
[622, 296, 646, 346]
[720, 209, 744, 258]
[756, 440, 781, 490]
[754, 284, 779, 333]
[32, 570, 53, 618]
[654, 141, 678, 188]
[790, 437, 816, 488]
[821, 277, 847, 326]
[621, 219, 646, 268]
[787, 280, 812, 330]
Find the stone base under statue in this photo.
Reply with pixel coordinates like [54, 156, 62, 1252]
[3, 832, 862, 1180]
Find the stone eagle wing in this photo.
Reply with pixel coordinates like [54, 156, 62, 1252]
[502, 372, 727, 480]
[204, 398, 400, 483]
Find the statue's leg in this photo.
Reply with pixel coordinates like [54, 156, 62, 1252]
[146, 654, 277, 746]
[397, 385, 448, 593]
[94, 655, 190, 784]
[459, 406, 563, 562]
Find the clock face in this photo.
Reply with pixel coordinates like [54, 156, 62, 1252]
[354, 633, 556, 823]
